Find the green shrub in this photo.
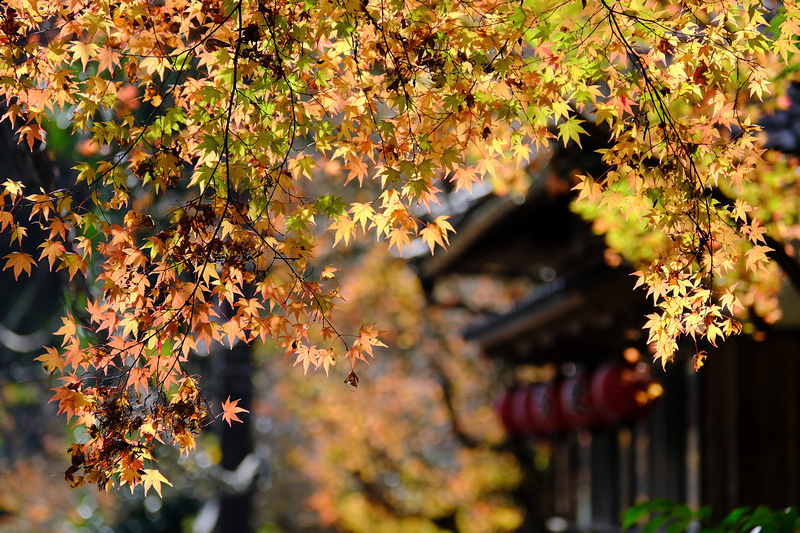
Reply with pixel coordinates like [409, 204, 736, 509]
[622, 499, 799, 533]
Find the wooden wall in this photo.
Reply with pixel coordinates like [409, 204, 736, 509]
[701, 331, 800, 516]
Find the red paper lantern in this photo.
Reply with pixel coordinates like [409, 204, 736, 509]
[590, 362, 658, 422]
[496, 390, 518, 435]
[559, 372, 604, 428]
[528, 381, 568, 434]
[510, 387, 538, 434]
[498, 363, 660, 437]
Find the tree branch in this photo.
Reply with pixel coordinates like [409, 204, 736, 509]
[429, 360, 481, 449]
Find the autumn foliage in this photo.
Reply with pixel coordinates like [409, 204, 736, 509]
[0, 0, 798, 493]
[265, 249, 526, 532]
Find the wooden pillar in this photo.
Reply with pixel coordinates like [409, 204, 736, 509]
[214, 340, 255, 533]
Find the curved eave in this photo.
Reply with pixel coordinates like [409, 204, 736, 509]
[462, 259, 644, 360]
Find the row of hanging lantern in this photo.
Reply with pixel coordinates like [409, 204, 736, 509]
[496, 362, 663, 436]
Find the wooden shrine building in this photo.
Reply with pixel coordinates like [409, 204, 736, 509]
[414, 149, 800, 531]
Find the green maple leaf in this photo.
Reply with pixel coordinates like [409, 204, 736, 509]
[557, 116, 587, 148]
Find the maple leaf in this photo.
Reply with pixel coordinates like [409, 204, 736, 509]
[47, 217, 69, 241]
[220, 396, 249, 426]
[35, 346, 65, 374]
[16, 124, 45, 151]
[119, 467, 143, 494]
[0, 212, 12, 233]
[0, 105, 22, 128]
[320, 265, 339, 280]
[56, 252, 85, 280]
[557, 116, 587, 148]
[9, 224, 26, 246]
[420, 224, 443, 254]
[294, 344, 320, 374]
[126, 367, 151, 394]
[2, 252, 35, 279]
[54, 313, 77, 341]
[745, 245, 773, 273]
[2, 180, 23, 197]
[49, 378, 93, 421]
[141, 468, 172, 497]
[69, 41, 100, 71]
[719, 285, 743, 315]
[350, 203, 375, 232]
[344, 369, 359, 390]
[419, 216, 455, 254]
[319, 349, 336, 377]
[175, 431, 197, 455]
[74, 236, 93, 259]
[330, 214, 356, 247]
[343, 156, 369, 186]
[512, 141, 533, 166]
[693, 351, 707, 372]
[450, 166, 479, 193]
[386, 228, 412, 252]
[346, 324, 387, 366]
[39, 240, 65, 269]
[96, 46, 120, 74]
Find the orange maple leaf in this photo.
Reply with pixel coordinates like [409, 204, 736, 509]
[119, 466, 143, 494]
[220, 396, 249, 426]
[35, 346, 65, 374]
[342, 155, 369, 186]
[16, 124, 45, 151]
[693, 351, 707, 372]
[2, 251, 36, 279]
[39, 240, 65, 269]
[55, 313, 77, 341]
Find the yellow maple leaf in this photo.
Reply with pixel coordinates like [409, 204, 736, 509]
[329, 214, 356, 247]
[420, 223, 444, 254]
[142, 468, 172, 497]
[2, 180, 23, 197]
[320, 265, 338, 280]
[419, 216, 454, 254]
[69, 41, 99, 72]
[350, 202, 375, 232]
